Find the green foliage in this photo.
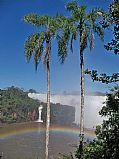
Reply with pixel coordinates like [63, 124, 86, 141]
[100, 0, 119, 54]
[85, 69, 119, 83]
[57, 1, 104, 63]
[66, 1, 78, 12]
[0, 86, 39, 123]
[57, 17, 78, 63]
[25, 32, 45, 70]
[24, 14, 64, 70]
[95, 86, 119, 159]
[85, 1, 119, 84]
[82, 140, 104, 159]
[24, 14, 50, 27]
[104, 24, 119, 54]
[61, 152, 74, 159]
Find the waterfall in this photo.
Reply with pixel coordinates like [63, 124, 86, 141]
[29, 93, 106, 128]
[36, 105, 43, 122]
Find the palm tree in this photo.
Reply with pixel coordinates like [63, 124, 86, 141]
[58, 1, 104, 154]
[24, 14, 63, 159]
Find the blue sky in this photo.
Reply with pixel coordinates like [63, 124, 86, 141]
[0, 0, 118, 93]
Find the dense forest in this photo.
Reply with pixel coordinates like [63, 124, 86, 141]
[0, 86, 40, 123]
[0, 86, 75, 125]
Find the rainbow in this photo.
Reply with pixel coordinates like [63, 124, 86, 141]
[0, 122, 95, 139]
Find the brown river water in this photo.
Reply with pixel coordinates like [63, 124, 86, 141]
[0, 122, 95, 159]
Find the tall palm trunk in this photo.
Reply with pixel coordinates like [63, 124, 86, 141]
[77, 40, 85, 159]
[45, 41, 51, 159]
[80, 51, 84, 139]
[77, 33, 85, 158]
[79, 21, 85, 153]
[77, 47, 85, 158]
[79, 20, 85, 137]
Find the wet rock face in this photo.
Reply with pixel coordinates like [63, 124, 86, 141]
[25, 108, 39, 121]
[41, 103, 75, 126]
[17, 103, 75, 125]
[5, 104, 75, 125]
[0, 108, 39, 123]
[30, 109, 39, 121]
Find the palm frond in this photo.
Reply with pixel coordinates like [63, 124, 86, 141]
[70, 25, 78, 52]
[88, 8, 104, 20]
[86, 8, 104, 51]
[49, 17, 63, 36]
[66, 1, 78, 12]
[94, 25, 104, 41]
[89, 29, 95, 51]
[72, 5, 86, 21]
[24, 32, 45, 71]
[56, 14, 67, 20]
[56, 15, 78, 58]
[70, 35, 74, 53]
[24, 14, 50, 27]
[57, 27, 70, 63]
[34, 38, 44, 71]
[55, 14, 67, 27]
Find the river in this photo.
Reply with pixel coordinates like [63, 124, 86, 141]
[0, 122, 95, 159]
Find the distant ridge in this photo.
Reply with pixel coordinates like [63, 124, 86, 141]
[57, 91, 106, 96]
[87, 92, 106, 96]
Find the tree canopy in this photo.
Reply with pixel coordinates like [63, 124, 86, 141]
[57, 1, 104, 63]
[85, 0, 119, 83]
[101, 0, 119, 54]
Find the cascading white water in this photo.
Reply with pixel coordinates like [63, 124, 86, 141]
[36, 105, 43, 122]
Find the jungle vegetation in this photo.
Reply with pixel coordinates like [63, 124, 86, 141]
[0, 86, 39, 123]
